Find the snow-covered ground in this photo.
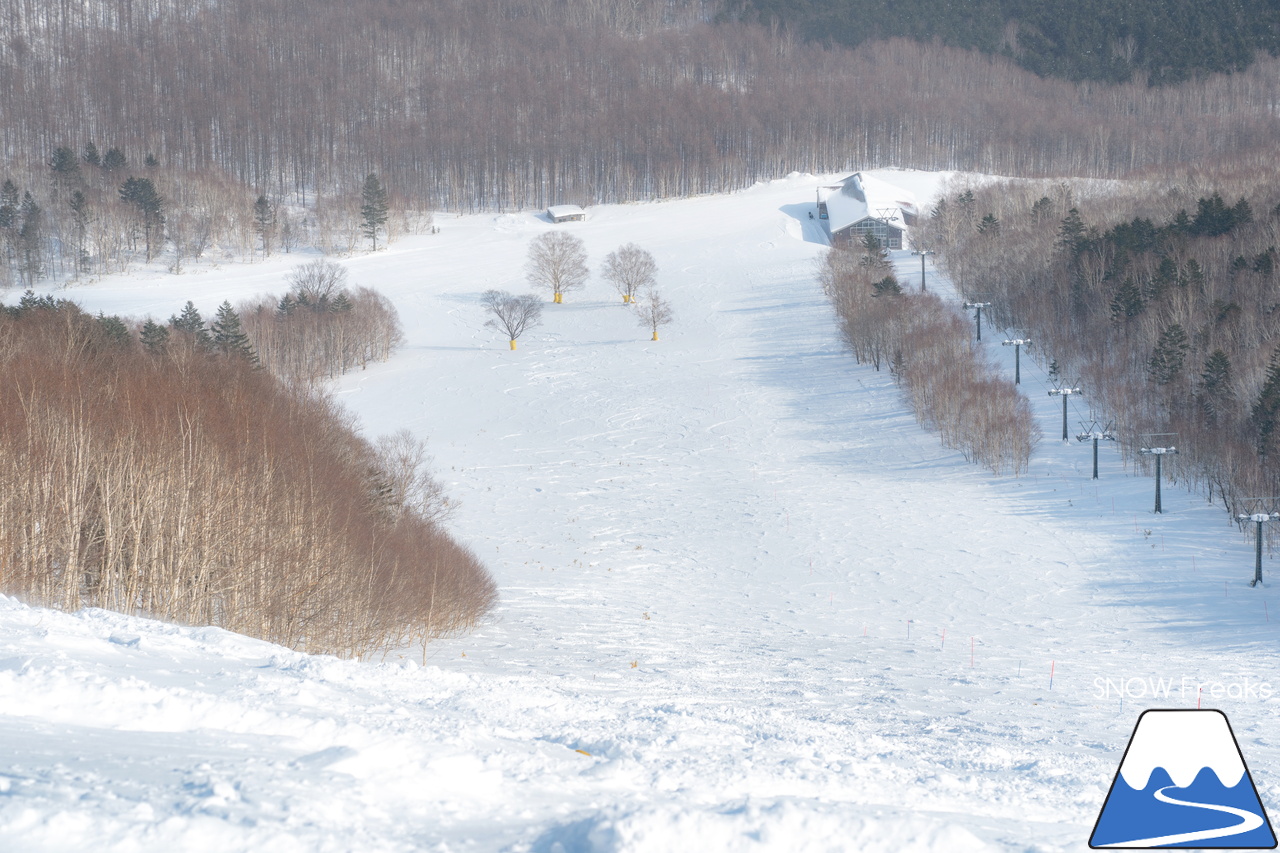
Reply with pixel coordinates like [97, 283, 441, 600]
[2, 171, 1278, 852]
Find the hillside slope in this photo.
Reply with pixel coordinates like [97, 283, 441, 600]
[2, 172, 1278, 852]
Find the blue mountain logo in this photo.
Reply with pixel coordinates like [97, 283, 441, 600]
[1091, 709, 1276, 848]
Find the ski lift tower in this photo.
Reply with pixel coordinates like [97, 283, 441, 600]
[1048, 385, 1082, 441]
[1138, 434, 1178, 514]
[1236, 499, 1280, 587]
[1075, 419, 1116, 480]
[962, 299, 993, 341]
[1001, 337, 1032, 385]
[911, 249, 933, 292]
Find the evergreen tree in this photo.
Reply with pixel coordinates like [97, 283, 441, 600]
[360, 173, 389, 251]
[101, 147, 127, 172]
[15, 290, 65, 314]
[1147, 324, 1189, 385]
[1170, 209, 1191, 234]
[955, 189, 976, 228]
[0, 180, 17, 229]
[1182, 259, 1206, 291]
[82, 141, 101, 168]
[1146, 256, 1179, 301]
[49, 147, 81, 197]
[18, 192, 44, 284]
[871, 276, 902, 297]
[1189, 193, 1252, 237]
[1057, 208, 1087, 255]
[1197, 349, 1232, 425]
[860, 233, 890, 270]
[1252, 347, 1280, 457]
[1232, 197, 1254, 228]
[253, 195, 276, 257]
[144, 153, 160, 169]
[1110, 277, 1144, 323]
[211, 300, 257, 363]
[96, 313, 131, 345]
[120, 177, 165, 261]
[68, 190, 90, 274]
[139, 318, 170, 351]
[977, 213, 1000, 234]
[169, 301, 211, 347]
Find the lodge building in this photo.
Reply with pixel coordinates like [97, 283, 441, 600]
[817, 173, 918, 250]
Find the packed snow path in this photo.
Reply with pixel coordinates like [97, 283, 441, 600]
[2, 173, 1278, 852]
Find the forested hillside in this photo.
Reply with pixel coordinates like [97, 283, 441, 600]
[0, 293, 495, 657]
[726, 0, 1280, 84]
[928, 167, 1280, 524]
[4, 0, 1280, 286]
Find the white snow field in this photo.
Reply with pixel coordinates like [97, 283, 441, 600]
[2, 171, 1279, 852]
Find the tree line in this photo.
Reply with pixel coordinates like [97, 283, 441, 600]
[5, 0, 1280, 286]
[0, 294, 494, 658]
[822, 236, 1038, 475]
[239, 259, 405, 386]
[926, 166, 1280, 531]
[725, 0, 1280, 85]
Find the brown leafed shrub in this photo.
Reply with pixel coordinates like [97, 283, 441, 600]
[823, 248, 1039, 475]
[0, 300, 494, 658]
[240, 261, 404, 387]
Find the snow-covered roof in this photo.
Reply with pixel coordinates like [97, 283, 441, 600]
[547, 204, 586, 220]
[819, 173, 918, 234]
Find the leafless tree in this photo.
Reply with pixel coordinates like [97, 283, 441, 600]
[602, 243, 657, 303]
[526, 232, 589, 304]
[287, 258, 349, 307]
[0, 299, 495, 659]
[374, 429, 455, 526]
[5, 1, 1280, 282]
[636, 288, 673, 340]
[482, 289, 543, 349]
[823, 246, 1038, 475]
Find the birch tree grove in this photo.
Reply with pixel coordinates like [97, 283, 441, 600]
[822, 247, 1038, 475]
[237, 260, 404, 386]
[0, 298, 494, 658]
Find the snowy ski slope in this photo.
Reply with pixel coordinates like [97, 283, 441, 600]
[1, 171, 1278, 852]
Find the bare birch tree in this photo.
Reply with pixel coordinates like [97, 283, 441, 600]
[287, 258, 349, 307]
[482, 290, 543, 349]
[636, 288, 673, 341]
[526, 232, 589, 304]
[0, 299, 495, 659]
[602, 243, 657, 304]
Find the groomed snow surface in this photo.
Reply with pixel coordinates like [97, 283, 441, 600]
[2, 171, 1279, 852]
